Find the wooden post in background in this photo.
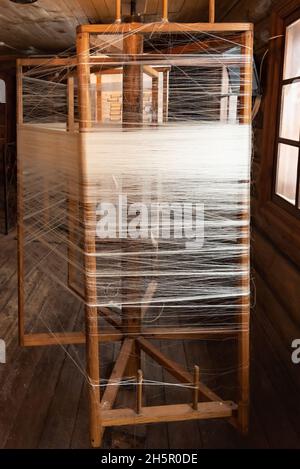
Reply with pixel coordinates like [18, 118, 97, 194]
[96, 74, 102, 123]
[209, 0, 215, 23]
[238, 29, 253, 434]
[122, 31, 143, 376]
[122, 33, 143, 127]
[77, 31, 101, 447]
[115, 0, 122, 23]
[193, 365, 200, 410]
[163, 70, 169, 122]
[152, 76, 159, 123]
[162, 0, 168, 22]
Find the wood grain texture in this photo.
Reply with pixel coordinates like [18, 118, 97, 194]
[0, 0, 216, 54]
[78, 22, 253, 34]
[23, 331, 123, 346]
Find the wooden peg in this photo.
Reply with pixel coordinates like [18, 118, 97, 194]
[209, 0, 215, 23]
[136, 369, 143, 414]
[67, 76, 75, 132]
[115, 0, 121, 23]
[193, 365, 200, 410]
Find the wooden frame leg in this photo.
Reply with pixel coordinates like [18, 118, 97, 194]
[237, 29, 253, 434]
[86, 304, 102, 447]
[122, 32, 144, 376]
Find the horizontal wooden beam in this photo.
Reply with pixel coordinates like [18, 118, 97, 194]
[23, 330, 123, 346]
[17, 57, 76, 67]
[89, 56, 246, 67]
[102, 401, 234, 427]
[24, 327, 237, 346]
[93, 65, 170, 77]
[101, 339, 134, 410]
[142, 327, 238, 340]
[77, 23, 253, 34]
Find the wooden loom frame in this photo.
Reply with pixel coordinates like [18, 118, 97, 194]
[17, 0, 253, 448]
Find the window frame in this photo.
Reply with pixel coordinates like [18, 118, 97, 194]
[272, 11, 300, 217]
[258, 0, 300, 265]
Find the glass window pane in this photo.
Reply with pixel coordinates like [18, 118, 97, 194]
[276, 144, 299, 204]
[0, 79, 5, 103]
[279, 82, 300, 141]
[283, 18, 300, 79]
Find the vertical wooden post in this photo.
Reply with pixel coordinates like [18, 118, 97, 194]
[115, 0, 122, 23]
[122, 32, 143, 376]
[193, 365, 200, 410]
[162, 0, 168, 22]
[240, 31, 253, 125]
[209, 0, 215, 23]
[163, 70, 169, 123]
[67, 76, 75, 132]
[238, 29, 253, 434]
[17, 61, 25, 346]
[122, 33, 143, 128]
[77, 31, 101, 447]
[96, 74, 102, 123]
[136, 369, 143, 414]
[152, 76, 159, 124]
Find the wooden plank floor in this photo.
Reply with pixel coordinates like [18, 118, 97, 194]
[0, 231, 300, 449]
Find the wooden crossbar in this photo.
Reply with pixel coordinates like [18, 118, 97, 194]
[142, 326, 238, 340]
[161, 35, 244, 55]
[102, 401, 234, 427]
[22, 327, 237, 347]
[23, 331, 123, 346]
[77, 23, 253, 34]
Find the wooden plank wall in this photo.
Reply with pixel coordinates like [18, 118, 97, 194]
[0, 0, 210, 54]
[221, 0, 300, 390]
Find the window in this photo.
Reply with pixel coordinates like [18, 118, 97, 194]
[259, 2, 300, 264]
[274, 18, 300, 211]
[0, 79, 6, 142]
[0, 79, 6, 103]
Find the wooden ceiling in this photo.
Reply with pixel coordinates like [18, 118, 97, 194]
[0, 0, 240, 54]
